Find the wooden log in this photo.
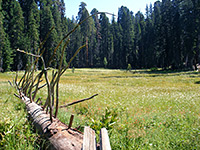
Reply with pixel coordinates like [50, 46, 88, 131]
[20, 94, 83, 150]
[100, 128, 111, 150]
[83, 126, 96, 150]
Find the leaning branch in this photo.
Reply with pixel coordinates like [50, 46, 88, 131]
[17, 49, 41, 58]
[60, 94, 98, 108]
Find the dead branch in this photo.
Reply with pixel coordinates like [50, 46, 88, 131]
[17, 49, 41, 58]
[60, 44, 86, 76]
[54, 39, 70, 118]
[60, 94, 98, 108]
[44, 69, 53, 122]
[32, 72, 44, 101]
[14, 93, 20, 99]
[8, 80, 13, 87]
[36, 97, 41, 104]
[32, 83, 47, 94]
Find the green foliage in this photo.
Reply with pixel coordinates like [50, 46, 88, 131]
[0, 114, 42, 149]
[40, 5, 58, 67]
[0, 76, 45, 149]
[103, 57, 108, 68]
[150, 67, 158, 72]
[1, 34, 13, 72]
[1, 0, 200, 71]
[127, 63, 132, 71]
[72, 67, 75, 73]
[88, 108, 118, 133]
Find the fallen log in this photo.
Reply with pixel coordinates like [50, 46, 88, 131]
[20, 94, 83, 150]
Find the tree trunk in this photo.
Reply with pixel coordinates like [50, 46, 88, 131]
[21, 94, 83, 150]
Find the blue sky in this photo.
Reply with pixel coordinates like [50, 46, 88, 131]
[64, 0, 159, 19]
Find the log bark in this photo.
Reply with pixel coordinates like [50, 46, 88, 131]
[20, 94, 83, 150]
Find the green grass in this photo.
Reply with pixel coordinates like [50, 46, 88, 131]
[1, 69, 200, 149]
[0, 73, 47, 150]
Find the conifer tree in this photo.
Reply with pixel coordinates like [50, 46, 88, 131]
[27, 0, 40, 62]
[110, 15, 123, 68]
[153, 1, 162, 68]
[2, 0, 25, 70]
[40, 5, 58, 67]
[99, 13, 112, 67]
[77, 2, 94, 67]
[144, 4, 155, 68]
[118, 6, 135, 68]
[51, 4, 63, 68]
[91, 8, 101, 67]
[0, 0, 13, 71]
[134, 11, 145, 68]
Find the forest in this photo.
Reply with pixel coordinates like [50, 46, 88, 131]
[0, 0, 200, 71]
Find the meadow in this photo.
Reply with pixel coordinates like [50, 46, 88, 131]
[0, 68, 200, 149]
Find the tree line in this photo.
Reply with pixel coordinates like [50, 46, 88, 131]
[0, 0, 200, 71]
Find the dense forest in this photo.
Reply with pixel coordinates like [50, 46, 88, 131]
[0, 0, 200, 71]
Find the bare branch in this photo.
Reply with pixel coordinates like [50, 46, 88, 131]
[36, 97, 41, 104]
[17, 49, 41, 58]
[14, 93, 20, 99]
[54, 39, 70, 118]
[32, 83, 47, 94]
[8, 80, 13, 87]
[60, 94, 98, 108]
[44, 70, 53, 122]
[60, 44, 86, 76]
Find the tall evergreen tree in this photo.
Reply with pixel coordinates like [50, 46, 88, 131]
[144, 4, 155, 68]
[180, 0, 196, 68]
[153, 1, 162, 68]
[27, 0, 40, 64]
[118, 6, 135, 68]
[91, 8, 101, 67]
[0, 0, 13, 71]
[99, 13, 112, 67]
[40, 5, 58, 67]
[111, 15, 123, 68]
[77, 2, 94, 67]
[134, 11, 145, 68]
[2, 0, 26, 70]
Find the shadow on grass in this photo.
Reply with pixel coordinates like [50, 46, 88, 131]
[102, 69, 200, 79]
[194, 81, 200, 84]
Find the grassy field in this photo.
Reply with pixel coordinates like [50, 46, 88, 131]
[0, 69, 200, 149]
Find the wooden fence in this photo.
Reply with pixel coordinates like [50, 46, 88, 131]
[83, 126, 111, 150]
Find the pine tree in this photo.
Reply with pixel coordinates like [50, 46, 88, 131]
[51, 3, 63, 68]
[0, 0, 13, 71]
[110, 15, 123, 68]
[99, 13, 112, 67]
[91, 8, 101, 67]
[2, 0, 26, 70]
[180, 0, 195, 68]
[153, 1, 162, 68]
[77, 2, 94, 67]
[170, 0, 182, 69]
[160, 0, 173, 69]
[66, 17, 82, 67]
[118, 6, 135, 68]
[40, 5, 58, 67]
[134, 11, 145, 68]
[27, 0, 40, 65]
[144, 4, 155, 68]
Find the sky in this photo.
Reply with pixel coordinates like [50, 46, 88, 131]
[64, 0, 159, 20]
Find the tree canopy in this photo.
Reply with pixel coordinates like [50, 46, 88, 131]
[0, 0, 200, 71]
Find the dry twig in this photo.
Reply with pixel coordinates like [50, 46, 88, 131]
[60, 94, 98, 108]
